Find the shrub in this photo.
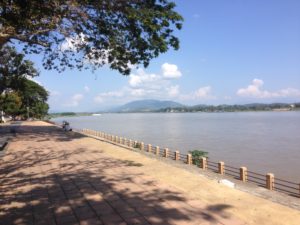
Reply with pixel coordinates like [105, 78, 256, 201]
[189, 150, 208, 166]
[134, 142, 141, 149]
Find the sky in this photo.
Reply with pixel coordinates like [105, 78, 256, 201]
[24, 0, 300, 112]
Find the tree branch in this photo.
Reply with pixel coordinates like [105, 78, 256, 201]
[11, 35, 50, 48]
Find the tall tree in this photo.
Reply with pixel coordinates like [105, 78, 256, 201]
[0, 78, 50, 119]
[0, 46, 39, 93]
[0, 91, 22, 119]
[0, 0, 183, 75]
[17, 78, 49, 119]
[0, 46, 49, 119]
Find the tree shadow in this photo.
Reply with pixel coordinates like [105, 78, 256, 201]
[206, 204, 233, 219]
[0, 124, 240, 225]
[1, 123, 87, 143]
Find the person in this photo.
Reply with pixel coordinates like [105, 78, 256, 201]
[0, 111, 6, 123]
[62, 121, 72, 131]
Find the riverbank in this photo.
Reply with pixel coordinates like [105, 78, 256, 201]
[1, 121, 300, 225]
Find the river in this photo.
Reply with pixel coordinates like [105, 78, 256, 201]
[52, 111, 300, 181]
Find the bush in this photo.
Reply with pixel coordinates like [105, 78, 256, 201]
[189, 150, 208, 166]
[134, 142, 141, 149]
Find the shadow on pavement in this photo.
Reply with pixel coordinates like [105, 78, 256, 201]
[0, 123, 238, 225]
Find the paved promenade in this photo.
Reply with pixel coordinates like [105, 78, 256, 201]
[0, 121, 299, 225]
[0, 121, 244, 225]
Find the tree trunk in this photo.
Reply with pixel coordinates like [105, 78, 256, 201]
[0, 37, 9, 49]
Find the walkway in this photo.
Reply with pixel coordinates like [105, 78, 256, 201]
[0, 121, 243, 225]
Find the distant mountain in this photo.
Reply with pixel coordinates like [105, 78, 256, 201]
[112, 99, 185, 112]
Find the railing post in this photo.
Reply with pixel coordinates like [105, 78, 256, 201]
[266, 173, 274, 190]
[218, 161, 225, 175]
[134, 141, 137, 148]
[140, 142, 144, 151]
[147, 144, 152, 153]
[116, 136, 118, 143]
[187, 154, 192, 165]
[175, 151, 180, 161]
[164, 148, 169, 158]
[129, 139, 132, 147]
[155, 146, 160, 155]
[200, 157, 207, 169]
[119, 137, 122, 144]
[240, 167, 247, 182]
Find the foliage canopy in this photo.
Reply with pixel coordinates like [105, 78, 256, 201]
[0, 46, 49, 119]
[0, 46, 39, 93]
[0, 0, 183, 75]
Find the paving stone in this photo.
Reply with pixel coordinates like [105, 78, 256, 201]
[0, 122, 245, 225]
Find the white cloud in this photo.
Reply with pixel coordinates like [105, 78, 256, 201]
[130, 89, 146, 97]
[167, 85, 180, 97]
[84, 85, 90, 93]
[93, 90, 125, 104]
[65, 94, 84, 107]
[237, 79, 300, 98]
[195, 86, 212, 98]
[94, 95, 104, 104]
[100, 90, 124, 98]
[60, 33, 86, 51]
[180, 86, 215, 101]
[92, 64, 214, 105]
[92, 64, 217, 105]
[129, 69, 160, 89]
[161, 63, 182, 79]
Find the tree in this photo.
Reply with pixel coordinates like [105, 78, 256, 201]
[0, 91, 22, 119]
[0, 46, 39, 93]
[0, 46, 49, 119]
[0, 79, 50, 119]
[0, 0, 183, 75]
[18, 79, 49, 119]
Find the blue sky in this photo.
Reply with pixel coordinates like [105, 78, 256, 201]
[26, 0, 300, 112]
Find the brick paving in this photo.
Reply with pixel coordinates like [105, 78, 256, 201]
[0, 122, 244, 225]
